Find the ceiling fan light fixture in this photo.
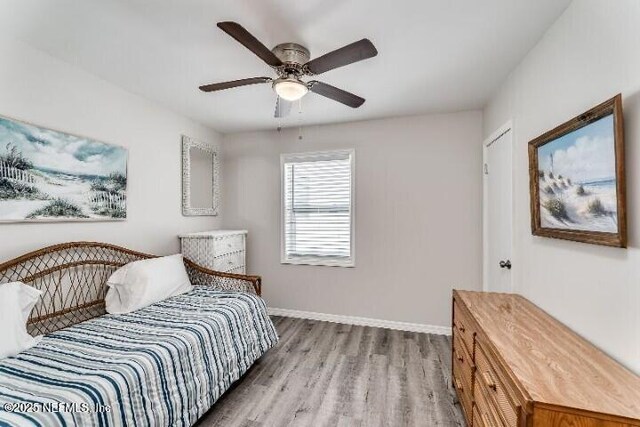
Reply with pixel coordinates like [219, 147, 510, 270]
[273, 78, 308, 101]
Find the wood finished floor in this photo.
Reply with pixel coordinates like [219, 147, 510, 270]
[197, 316, 466, 427]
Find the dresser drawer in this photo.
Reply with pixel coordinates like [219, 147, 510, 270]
[474, 375, 505, 427]
[453, 330, 475, 391]
[453, 298, 476, 357]
[475, 340, 519, 427]
[453, 366, 473, 424]
[473, 404, 484, 427]
[215, 234, 244, 256]
[213, 251, 245, 273]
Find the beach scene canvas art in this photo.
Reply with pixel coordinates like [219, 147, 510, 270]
[537, 114, 617, 233]
[0, 116, 127, 222]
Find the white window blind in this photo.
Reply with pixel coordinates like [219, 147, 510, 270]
[281, 150, 354, 267]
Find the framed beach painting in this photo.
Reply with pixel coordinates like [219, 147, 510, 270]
[0, 115, 127, 222]
[528, 95, 626, 247]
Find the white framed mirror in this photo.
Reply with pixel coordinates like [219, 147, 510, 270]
[182, 135, 219, 216]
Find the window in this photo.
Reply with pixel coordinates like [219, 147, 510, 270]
[281, 150, 354, 267]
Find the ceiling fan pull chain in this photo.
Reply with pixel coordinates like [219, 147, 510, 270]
[297, 99, 304, 141]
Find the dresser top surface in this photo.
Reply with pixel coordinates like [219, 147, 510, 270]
[179, 230, 247, 238]
[454, 290, 640, 421]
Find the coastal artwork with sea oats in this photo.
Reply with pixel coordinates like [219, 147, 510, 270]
[0, 116, 127, 222]
[537, 114, 617, 232]
[529, 95, 625, 247]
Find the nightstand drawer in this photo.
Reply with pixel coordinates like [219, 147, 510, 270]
[215, 234, 244, 256]
[214, 251, 245, 273]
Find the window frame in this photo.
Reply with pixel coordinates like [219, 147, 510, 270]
[280, 149, 355, 268]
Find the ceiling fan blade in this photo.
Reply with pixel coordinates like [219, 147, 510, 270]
[217, 21, 283, 67]
[308, 81, 365, 108]
[199, 77, 271, 92]
[274, 96, 292, 118]
[305, 39, 378, 75]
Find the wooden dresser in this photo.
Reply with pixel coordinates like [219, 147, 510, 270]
[179, 230, 247, 274]
[452, 290, 640, 427]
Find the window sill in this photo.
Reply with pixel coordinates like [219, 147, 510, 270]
[281, 257, 355, 268]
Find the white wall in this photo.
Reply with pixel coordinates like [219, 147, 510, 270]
[222, 112, 483, 328]
[483, 0, 640, 373]
[0, 38, 221, 262]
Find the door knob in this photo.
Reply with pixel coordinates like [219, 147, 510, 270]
[499, 260, 512, 269]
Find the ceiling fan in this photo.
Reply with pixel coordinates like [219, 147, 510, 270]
[199, 21, 378, 118]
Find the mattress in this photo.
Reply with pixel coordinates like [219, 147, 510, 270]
[0, 286, 278, 426]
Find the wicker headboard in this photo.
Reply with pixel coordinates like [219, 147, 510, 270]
[0, 242, 261, 335]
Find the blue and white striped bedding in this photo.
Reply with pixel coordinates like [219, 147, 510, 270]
[0, 286, 278, 427]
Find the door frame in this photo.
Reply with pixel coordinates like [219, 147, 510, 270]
[482, 120, 515, 292]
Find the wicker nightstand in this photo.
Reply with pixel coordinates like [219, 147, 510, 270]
[179, 230, 247, 274]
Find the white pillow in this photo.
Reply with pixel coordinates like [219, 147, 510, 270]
[0, 282, 43, 359]
[105, 254, 193, 314]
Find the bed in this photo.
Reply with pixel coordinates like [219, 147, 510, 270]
[0, 242, 278, 426]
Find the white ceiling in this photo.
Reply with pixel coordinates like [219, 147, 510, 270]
[0, 0, 570, 133]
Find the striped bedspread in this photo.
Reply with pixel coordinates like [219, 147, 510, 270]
[0, 286, 278, 427]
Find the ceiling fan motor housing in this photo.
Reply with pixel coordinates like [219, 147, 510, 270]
[272, 43, 310, 74]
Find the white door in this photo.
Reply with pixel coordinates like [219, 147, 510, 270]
[484, 126, 513, 293]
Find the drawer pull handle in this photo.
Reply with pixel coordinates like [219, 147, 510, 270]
[454, 377, 463, 391]
[483, 372, 497, 391]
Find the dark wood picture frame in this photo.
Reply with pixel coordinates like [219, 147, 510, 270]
[528, 94, 626, 247]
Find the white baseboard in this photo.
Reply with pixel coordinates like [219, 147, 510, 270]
[267, 307, 451, 336]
